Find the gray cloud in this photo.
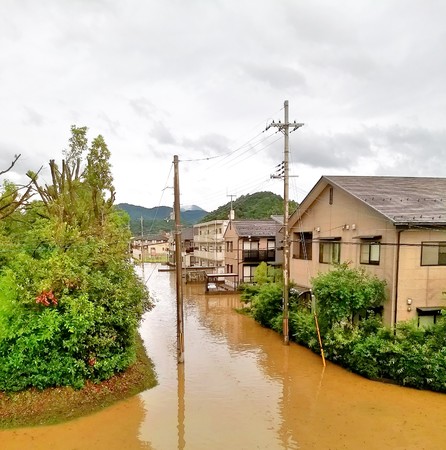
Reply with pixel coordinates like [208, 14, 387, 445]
[2, 0, 446, 210]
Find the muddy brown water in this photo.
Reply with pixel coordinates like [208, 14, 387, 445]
[2, 263, 446, 449]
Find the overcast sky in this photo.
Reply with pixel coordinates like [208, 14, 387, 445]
[2, 0, 446, 212]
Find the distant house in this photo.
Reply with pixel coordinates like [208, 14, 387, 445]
[167, 227, 195, 267]
[224, 219, 282, 287]
[132, 234, 169, 261]
[288, 176, 446, 327]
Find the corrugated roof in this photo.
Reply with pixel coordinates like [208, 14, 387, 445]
[325, 176, 446, 226]
[231, 220, 280, 237]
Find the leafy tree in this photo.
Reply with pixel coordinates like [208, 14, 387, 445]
[253, 261, 282, 284]
[311, 263, 386, 330]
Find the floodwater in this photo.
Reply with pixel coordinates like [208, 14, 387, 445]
[2, 264, 446, 449]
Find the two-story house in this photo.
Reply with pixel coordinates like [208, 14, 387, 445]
[132, 234, 169, 261]
[224, 219, 282, 287]
[288, 176, 446, 327]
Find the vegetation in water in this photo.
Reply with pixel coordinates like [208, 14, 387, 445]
[0, 336, 157, 429]
[241, 262, 446, 393]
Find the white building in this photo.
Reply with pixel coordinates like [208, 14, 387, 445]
[193, 220, 229, 273]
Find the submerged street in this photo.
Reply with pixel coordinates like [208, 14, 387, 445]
[2, 263, 446, 449]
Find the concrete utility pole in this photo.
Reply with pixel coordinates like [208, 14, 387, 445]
[267, 100, 303, 345]
[173, 155, 185, 363]
[227, 194, 236, 221]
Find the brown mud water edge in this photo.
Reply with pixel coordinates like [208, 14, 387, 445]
[0, 335, 157, 429]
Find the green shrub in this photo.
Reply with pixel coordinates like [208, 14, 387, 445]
[312, 263, 386, 330]
[290, 309, 319, 351]
[250, 283, 283, 328]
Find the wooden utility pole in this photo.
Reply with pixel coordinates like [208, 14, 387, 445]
[267, 100, 303, 345]
[173, 155, 184, 363]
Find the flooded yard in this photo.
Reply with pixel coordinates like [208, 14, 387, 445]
[2, 263, 446, 449]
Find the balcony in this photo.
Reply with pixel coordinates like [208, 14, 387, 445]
[242, 249, 275, 262]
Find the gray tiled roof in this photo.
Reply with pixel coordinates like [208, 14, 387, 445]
[231, 220, 280, 237]
[325, 176, 446, 226]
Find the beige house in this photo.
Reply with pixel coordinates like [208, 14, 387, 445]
[224, 219, 282, 287]
[288, 176, 446, 327]
[132, 235, 169, 261]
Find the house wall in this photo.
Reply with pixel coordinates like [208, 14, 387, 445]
[223, 222, 239, 286]
[132, 240, 168, 260]
[289, 181, 446, 326]
[224, 223, 277, 284]
[397, 229, 446, 322]
[289, 185, 397, 325]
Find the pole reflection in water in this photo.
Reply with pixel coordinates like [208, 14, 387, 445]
[177, 362, 185, 450]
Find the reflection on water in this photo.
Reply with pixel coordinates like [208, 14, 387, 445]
[2, 263, 446, 449]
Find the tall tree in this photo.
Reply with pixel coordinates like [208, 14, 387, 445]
[85, 135, 115, 227]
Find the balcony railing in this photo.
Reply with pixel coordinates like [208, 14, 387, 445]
[242, 249, 275, 262]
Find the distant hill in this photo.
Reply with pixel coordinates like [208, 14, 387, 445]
[200, 191, 298, 222]
[116, 203, 208, 236]
[117, 192, 297, 235]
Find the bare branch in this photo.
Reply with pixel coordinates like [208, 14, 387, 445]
[0, 154, 21, 177]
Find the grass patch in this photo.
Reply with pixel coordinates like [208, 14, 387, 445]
[0, 335, 157, 429]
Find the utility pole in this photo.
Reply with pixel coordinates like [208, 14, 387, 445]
[227, 194, 236, 222]
[267, 100, 303, 345]
[173, 155, 185, 363]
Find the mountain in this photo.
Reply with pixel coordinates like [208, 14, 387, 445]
[200, 191, 298, 222]
[116, 203, 208, 236]
[180, 204, 203, 211]
[117, 191, 297, 235]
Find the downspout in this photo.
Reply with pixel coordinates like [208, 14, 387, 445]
[393, 228, 405, 328]
[237, 236, 241, 288]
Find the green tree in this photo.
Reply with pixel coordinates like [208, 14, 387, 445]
[311, 263, 386, 330]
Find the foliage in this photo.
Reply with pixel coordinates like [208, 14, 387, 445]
[250, 283, 283, 328]
[289, 309, 320, 352]
[201, 191, 298, 222]
[253, 261, 282, 284]
[0, 126, 152, 391]
[311, 263, 386, 330]
[0, 336, 157, 429]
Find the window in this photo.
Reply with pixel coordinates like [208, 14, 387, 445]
[360, 241, 380, 265]
[293, 232, 312, 260]
[226, 241, 233, 252]
[421, 242, 446, 266]
[243, 265, 256, 283]
[319, 239, 340, 264]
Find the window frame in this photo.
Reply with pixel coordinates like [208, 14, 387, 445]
[293, 231, 313, 260]
[360, 240, 381, 265]
[421, 241, 446, 266]
[319, 238, 341, 264]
